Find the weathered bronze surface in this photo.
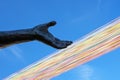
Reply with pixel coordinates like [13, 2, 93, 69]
[0, 21, 72, 49]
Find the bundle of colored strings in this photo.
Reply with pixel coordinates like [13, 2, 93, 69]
[5, 17, 120, 80]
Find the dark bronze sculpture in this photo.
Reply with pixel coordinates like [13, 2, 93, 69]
[0, 21, 72, 49]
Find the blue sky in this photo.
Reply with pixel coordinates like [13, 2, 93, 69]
[0, 0, 120, 80]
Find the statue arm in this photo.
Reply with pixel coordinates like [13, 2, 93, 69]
[0, 21, 72, 49]
[0, 28, 35, 48]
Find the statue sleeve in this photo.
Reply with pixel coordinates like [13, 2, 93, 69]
[0, 28, 35, 48]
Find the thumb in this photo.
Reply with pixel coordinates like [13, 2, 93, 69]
[46, 21, 56, 27]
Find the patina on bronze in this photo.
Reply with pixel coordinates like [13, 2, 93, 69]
[0, 21, 72, 49]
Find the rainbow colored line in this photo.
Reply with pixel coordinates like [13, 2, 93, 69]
[5, 17, 120, 80]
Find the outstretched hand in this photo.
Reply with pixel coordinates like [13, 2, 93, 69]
[33, 21, 72, 49]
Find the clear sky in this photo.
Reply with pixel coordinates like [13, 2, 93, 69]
[0, 0, 120, 80]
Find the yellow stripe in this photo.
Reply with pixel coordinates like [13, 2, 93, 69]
[5, 17, 120, 80]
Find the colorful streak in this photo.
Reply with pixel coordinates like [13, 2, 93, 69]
[5, 17, 120, 80]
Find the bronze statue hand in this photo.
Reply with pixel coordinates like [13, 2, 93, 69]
[0, 21, 72, 49]
[33, 21, 72, 49]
